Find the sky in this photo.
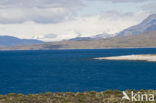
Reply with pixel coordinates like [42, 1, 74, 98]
[0, 0, 155, 41]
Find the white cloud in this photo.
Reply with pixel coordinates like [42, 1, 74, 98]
[0, 0, 82, 8]
[0, 11, 149, 42]
[142, 2, 156, 14]
[0, 0, 83, 23]
[0, 7, 72, 23]
[90, 0, 153, 3]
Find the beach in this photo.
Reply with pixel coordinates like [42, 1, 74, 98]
[94, 54, 156, 62]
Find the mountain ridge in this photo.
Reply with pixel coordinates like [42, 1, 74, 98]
[1, 14, 156, 50]
[1, 30, 156, 50]
[0, 35, 44, 47]
[117, 14, 156, 36]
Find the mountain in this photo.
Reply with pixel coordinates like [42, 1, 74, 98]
[69, 37, 92, 41]
[49, 31, 156, 49]
[1, 14, 156, 50]
[0, 36, 44, 47]
[117, 14, 156, 36]
[3, 30, 156, 50]
[61, 14, 156, 41]
[69, 33, 113, 41]
[91, 33, 113, 39]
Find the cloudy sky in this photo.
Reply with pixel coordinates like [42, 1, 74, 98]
[0, 0, 155, 41]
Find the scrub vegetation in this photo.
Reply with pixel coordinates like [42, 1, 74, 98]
[0, 90, 155, 103]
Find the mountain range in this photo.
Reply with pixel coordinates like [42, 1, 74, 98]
[0, 14, 156, 50]
[117, 14, 156, 36]
[69, 33, 112, 41]
[68, 14, 156, 41]
[0, 36, 44, 47]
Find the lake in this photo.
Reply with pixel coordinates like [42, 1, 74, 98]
[0, 48, 156, 94]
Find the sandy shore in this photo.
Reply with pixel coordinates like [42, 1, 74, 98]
[94, 54, 156, 62]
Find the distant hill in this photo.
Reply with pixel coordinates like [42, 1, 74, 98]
[69, 33, 113, 41]
[0, 36, 44, 47]
[117, 14, 156, 36]
[2, 31, 156, 50]
[49, 31, 156, 49]
[69, 37, 92, 41]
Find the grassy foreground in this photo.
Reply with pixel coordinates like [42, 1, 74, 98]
[0, 90, 155, 103]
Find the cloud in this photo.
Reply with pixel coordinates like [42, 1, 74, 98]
[0, 0, 153, 24]
[0, 0, 82, 8]
[142, 2, 156, 14]
[0, 0, 83, 24]
[0, 11, 149, 41]
[0, 8, 71, 24]
[90, 0, 153, 3]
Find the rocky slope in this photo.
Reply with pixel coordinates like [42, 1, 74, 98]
[117, 14, 156, 36]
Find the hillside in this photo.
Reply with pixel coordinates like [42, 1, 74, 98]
[0, 36, 44, 47]
[117, 14, 156, 36]
[49, 30, 156, 49]
[2, 30, 156, 50]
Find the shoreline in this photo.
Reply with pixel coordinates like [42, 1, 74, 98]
[0, 47, 156, 51]
[94, 54, 156, 62]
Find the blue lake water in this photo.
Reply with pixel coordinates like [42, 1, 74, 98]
[0, 48, 156, 94]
